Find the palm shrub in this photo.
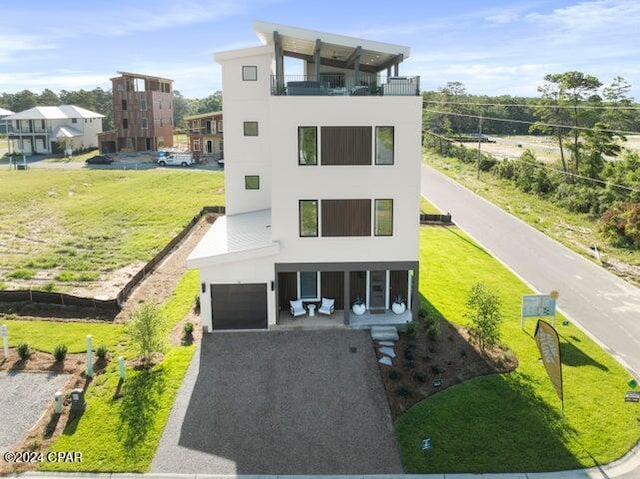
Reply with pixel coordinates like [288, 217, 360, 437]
[126, 302, 167, 367]
[96, 345, 108, 360]
[183, 321, 194, 338]
[464, 283, 503, 352]
[17, 343, 30, 360]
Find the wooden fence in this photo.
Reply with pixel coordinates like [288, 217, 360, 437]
[0, 206, 225, 311]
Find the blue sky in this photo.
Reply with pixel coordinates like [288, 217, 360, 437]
[0, 0, 639, 98]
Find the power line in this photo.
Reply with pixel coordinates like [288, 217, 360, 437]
[424, 130, 640, 194]
[423, 109, 640, 136]
[423, 100, 640, 110]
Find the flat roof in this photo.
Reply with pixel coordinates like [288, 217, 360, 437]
[253, 20, 410, 69]
[113, 71, 174, 83]
[183, 111, 223, 121]
[187, 209, 280, 267]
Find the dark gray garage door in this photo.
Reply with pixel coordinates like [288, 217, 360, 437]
[211, 283, 268, 330]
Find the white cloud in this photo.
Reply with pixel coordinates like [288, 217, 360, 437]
[0, 71, 111, 92]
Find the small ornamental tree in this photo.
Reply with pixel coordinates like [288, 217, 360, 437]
[127, 302, 167, 367]
[465, 283, 503, 352]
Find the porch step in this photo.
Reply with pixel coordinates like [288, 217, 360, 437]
[370, 326, 399, 342]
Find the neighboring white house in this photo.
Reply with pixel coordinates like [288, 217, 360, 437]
[187, 21, 422, 332]
[0, 107, 13, 135]
[5, 105, 104, 155]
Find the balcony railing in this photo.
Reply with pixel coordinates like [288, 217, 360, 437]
[271, 74, 420, 97]
[6, 125, 50, 135]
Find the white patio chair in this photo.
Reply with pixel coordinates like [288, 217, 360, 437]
[318, 297, 335, 316]
[289, 299, 306, 317]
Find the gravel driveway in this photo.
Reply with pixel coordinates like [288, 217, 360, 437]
[0, 372, 69, 453]
[152, 330, 402, 474]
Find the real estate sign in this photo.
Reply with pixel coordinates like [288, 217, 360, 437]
[521, 294, 557, 329]
[535, 320, 563, 411]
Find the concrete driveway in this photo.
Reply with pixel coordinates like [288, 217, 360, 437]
[151, 330, 402, 474]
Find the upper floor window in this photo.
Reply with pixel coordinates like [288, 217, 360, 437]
[375, 126, 394, 165]
[192, 120, 200, 131]
[122, 118, 128, 129]
[243, 121, 258, 136]
[245, 175, 260, 190]
[121, 99, 127, 111]
[217, 120, 223, 132]
[298, 127, 317, 165]
[71, 118, 77, 124]
[140, 98, 148, 111]
[299, 200, 318, 237]
[242, 65, 258, 81]
[141, 118, 148, 129]
[374, 199, 393, 236]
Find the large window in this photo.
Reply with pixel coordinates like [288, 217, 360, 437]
[299, 271, 319, 300]
[298, 127, 317, 165]
[244, 121, 258, 136]
[375, 126, 394, 165]
[242, 65, 258, 81]
[245, 175, 260, 190]
[374, 199, 393, 236]
[299, 200, 318, 237]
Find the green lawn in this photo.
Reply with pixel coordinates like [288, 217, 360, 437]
[423, 149, 640, 279]
[2, 319, 124, 353]
[0, 169, 224, 290]
[396, 226, 640, 473]
[41, 270, 199, 472]
[420, 195, 442, 214]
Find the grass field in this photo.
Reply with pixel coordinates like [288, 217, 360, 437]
[396, 227, 640, 473]
[420, 195, 442, 214]
[41, 270, 199, 472]
[0, 169, 224, 292]
[424, 149, 640, 283]
[3, 319, 124, 353]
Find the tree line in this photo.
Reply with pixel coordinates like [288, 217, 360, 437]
[0, 89, 222, 132]
[423, 72, 640, 251]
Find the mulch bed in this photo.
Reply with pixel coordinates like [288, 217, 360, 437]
[377, 317, 518, 419]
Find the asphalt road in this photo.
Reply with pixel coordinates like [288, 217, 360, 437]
[421, 164, 640, 378]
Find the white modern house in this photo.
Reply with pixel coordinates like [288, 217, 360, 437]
[187, 21, 422, 332]
[5, 105, 104, 155]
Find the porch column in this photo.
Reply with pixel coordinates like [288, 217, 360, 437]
[313, 39, 321, 82]
[411, 263, 419, 321]
[273, 31, 284, 91]
[343, 270, 350, 326]
[393, 61, 399, 76]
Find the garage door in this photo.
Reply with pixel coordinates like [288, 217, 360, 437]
[211, 283, 268, 330]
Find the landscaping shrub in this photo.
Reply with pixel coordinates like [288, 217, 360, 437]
[17, 342, 30, 360]
[41, 282, 58, 292]
[127, 302, 167, 366]
[599, 203, 640, 248]
[53, 344, 68, 362]
[465, 283, 503, 352]
[183, 321, 194, 338]
[406, 321, 417, 339]
[7, 269, 35, 280]
[96, 345, 108, 360]
[425, 315, 441, 341]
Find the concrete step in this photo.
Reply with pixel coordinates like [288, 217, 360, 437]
[371, 326, 399, 341]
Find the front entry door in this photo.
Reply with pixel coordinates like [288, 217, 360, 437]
[207, 140, 213, 153]
[369, 271, 386, 309]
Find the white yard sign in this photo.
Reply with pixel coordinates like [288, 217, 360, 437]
[521, 294, 557, 329]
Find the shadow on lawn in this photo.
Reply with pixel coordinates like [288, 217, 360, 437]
[559, 333, 608, 371]
[117, 367, 166, 450]
[438, 226, 493, 257]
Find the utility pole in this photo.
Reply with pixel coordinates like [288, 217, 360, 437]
[476, 115, 483, 180]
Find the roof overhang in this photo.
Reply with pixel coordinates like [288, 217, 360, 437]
[254, 20, 410, 72]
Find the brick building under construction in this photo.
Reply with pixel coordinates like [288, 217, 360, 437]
[98, 72, 174, 153]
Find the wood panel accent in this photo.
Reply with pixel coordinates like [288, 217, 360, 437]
[350, 271, 366, 305]
[278, 272, 297, 310]
[320, 271, 344, 309]
[321, 199, 371, 237]
[389, 270, 408, 303]
[321, 126, 372, 165]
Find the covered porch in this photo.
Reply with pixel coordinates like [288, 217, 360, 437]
[274, 261, 419, 330]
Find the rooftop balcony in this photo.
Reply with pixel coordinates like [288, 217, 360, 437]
[271, 74, 420, 97]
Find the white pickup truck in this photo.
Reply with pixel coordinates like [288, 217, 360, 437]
[157, 152, 195, 167]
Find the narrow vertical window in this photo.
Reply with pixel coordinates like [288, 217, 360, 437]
[375, 126, 394, 165]
[140, 98, 148, 111]
[242, 65, 258, 81]
[141, 118, 148, 129]
[299, 200, 318, 237]
[298, 127, 317, 165]
[122, 118, 128, 129]
[299, 272, 319, 300]
[121, 99, 127, 110]
[374, 199, 393, 236]
[244, 121, 258, 136]
[245, 175, 260, 190]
